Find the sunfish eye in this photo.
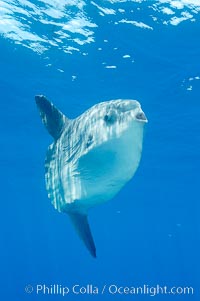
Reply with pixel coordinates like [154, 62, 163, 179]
[104, 111, 117, 124]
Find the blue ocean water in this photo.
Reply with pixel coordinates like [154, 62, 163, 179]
[0, 0, 200, 300]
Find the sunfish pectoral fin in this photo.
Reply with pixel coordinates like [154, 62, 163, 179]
[68, 213, 96, 258]
[35, 95, 69, 140]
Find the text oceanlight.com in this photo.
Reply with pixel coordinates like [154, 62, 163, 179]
[25, 284, 194, 297]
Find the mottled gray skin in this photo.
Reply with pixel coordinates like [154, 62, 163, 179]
[36, 96, 147, 257]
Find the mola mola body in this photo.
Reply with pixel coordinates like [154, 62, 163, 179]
[35, 95, 147, 257]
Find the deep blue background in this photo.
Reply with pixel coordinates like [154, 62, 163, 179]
[0, 1, 200, 300]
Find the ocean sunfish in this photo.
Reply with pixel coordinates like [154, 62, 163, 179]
[35, 95, 147, 257]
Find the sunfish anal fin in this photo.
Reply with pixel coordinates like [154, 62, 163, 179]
[68, 213, 96, 258]
[35, 95, 69, 140]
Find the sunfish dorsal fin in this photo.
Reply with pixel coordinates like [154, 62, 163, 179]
[35, 95, 69, 140]
[68, 213, 96, 258]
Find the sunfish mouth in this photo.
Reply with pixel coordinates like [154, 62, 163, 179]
[135, 111, 148, 123]
[116, 100, 148, 123]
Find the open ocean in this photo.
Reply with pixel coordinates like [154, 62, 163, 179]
[0, 0, 200, 300]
